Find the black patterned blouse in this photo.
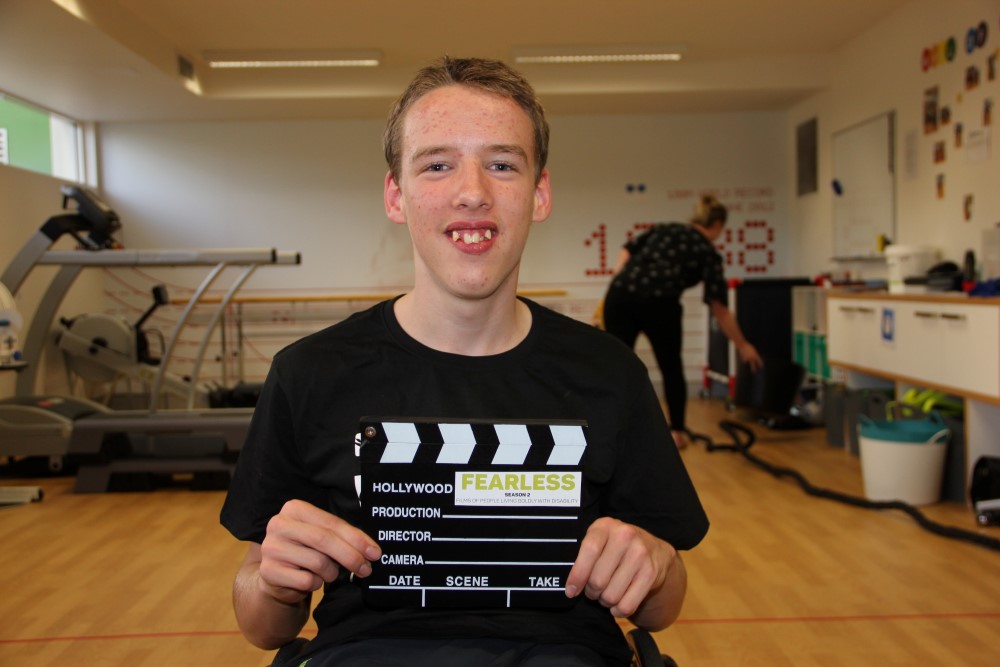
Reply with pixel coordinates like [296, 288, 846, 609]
[608, 222, 728, 305]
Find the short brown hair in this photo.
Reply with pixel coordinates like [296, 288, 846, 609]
[383, 56, 550, 184]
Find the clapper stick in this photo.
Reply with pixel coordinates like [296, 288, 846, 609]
[357, 418, 589, 609]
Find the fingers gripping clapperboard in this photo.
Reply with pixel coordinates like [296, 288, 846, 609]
[356, 418, 589, 609]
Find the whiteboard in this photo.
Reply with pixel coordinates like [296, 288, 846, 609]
[832, 112, 896, 259]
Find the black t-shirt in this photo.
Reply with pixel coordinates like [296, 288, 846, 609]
[610, 222, 728, 305]
[220, 297, 709, 665]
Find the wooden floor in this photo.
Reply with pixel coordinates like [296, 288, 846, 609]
[1, 398, 999, 666]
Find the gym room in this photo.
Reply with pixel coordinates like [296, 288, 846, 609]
[1, 1, 999, 665]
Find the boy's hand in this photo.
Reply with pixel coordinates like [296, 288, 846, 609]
[564, 517, 674, 618]
[258, 499, 381, 605]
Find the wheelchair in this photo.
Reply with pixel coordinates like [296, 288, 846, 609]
[625, 627, 679, 666]
[271, 628, 678, 666]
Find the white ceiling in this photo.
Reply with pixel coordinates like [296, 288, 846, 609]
[0, 0, 912, 123]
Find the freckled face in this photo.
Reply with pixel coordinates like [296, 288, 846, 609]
[384, 85, 551, 302]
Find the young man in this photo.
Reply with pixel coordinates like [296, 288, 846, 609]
[221, 56, 709, 666]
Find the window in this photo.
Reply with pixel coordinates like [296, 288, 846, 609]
[0, 91, 84, 182]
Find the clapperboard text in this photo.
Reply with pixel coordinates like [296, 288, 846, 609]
[357, 418, 589, 609]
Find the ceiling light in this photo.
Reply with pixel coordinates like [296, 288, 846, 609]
[513, 45, 685, 65]
[516, 53, 682, 64]
[203, 50, 381, 69]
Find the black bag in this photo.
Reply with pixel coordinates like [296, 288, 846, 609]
[970, 456, 1000, 526]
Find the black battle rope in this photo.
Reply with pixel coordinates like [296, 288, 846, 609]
[690, 420, 1000, 553]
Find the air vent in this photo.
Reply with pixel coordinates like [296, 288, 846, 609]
[177, 55, 195, 81]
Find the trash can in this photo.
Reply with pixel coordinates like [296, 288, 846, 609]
[858, 412, 950, 505]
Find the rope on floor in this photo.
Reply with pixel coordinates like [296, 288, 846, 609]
[692, 420, 1000, 553]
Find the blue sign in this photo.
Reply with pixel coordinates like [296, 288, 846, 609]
[881, 308, 895, 342]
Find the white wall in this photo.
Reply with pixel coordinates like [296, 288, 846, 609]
[97, 112, 790, 297]
[533, 112, 790, 293]
[787, 0, 1000, 280]
[97, 119, 403, 291]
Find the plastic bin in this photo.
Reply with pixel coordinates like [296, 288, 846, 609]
[858, 413, 949, 505]
[808, 334, 829, 379]
[884, 396, 965, 503]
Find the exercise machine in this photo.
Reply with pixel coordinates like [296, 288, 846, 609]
[56, 282, 216, 406]
[0, 185, 300, 490]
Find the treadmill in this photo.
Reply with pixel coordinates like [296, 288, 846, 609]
[0, 185, 300, 491]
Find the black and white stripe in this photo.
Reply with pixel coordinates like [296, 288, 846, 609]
[362, 419, 587, 466]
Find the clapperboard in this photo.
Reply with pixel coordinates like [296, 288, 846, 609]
[357, 417, 589, 609]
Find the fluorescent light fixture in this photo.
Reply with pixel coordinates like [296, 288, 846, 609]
[209, 59, 380, 69]
[203, 50, 381, 69]
[516, 53, 681, 64]
[513, 45, 685, 65]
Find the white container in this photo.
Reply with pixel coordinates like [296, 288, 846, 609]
[859, 430, 949, 505]
[884, 245, 939, 294]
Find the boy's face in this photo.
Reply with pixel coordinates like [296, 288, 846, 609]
[384, 84, 551, 303]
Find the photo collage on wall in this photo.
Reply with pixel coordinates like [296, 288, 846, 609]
[921, 16, 998, 220]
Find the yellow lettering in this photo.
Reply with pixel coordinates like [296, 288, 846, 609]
[562, 473, 576, 491]
[475, 473, 488, 490]
[488, 474, 504, 490]
[505, 473, 519, 490]
[461, 473, 475, 490]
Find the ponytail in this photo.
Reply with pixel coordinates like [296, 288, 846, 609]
[693, 195, 727, 227]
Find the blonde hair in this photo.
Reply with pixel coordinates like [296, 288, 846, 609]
[693, 194, 727, 228]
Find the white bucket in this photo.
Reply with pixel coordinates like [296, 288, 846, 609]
[884, 245, 939, 294]
[859, 429, 949, 505]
